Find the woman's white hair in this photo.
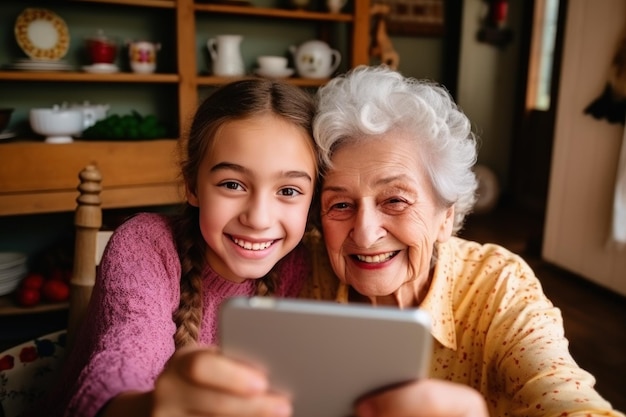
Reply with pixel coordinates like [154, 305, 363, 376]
[313, 65, 478, 233]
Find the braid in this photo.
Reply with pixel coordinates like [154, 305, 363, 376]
[255, 260, 282, 296]
[171, 205, 205, 348]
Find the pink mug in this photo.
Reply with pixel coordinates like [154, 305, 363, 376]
[127, 41, 161, 74]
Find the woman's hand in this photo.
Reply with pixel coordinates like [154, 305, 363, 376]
[103, 345, 292, 417]
[354, 379, 488, 417]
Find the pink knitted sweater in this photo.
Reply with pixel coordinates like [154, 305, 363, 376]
[36, 213, 309, 417]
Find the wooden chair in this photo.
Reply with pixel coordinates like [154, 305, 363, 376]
[67, 164, 111, 350]
[0, 164, 109, 417]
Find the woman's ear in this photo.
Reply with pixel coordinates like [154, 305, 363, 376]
[437, 206, 455, 242]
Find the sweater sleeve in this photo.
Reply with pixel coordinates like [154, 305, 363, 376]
[483, 255, 622, 416]
[64, 213, 182, 417]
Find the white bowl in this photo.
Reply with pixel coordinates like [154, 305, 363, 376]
[30, 106, 84, 143]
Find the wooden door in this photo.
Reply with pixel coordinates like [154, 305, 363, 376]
[509, 0, 566, 217]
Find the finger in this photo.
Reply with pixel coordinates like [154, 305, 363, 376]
[185, 388, 292, 417]
[154, 376, 292, 417]
[354, 379, 488, 417]
[170, 346, 270, 395]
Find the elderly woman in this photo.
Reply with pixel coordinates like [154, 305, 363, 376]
[302, 65, 624, 417]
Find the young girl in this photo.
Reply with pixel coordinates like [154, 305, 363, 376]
[36, 78, 318, 417]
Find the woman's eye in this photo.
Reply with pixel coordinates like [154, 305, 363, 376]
[323, 201, 354, 220]
[278, 187, 302, 197]
[384, 197, 410, 211]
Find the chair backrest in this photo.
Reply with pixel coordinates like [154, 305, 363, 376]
[0, 165, 109, 416]
[67, 164, 110, 349]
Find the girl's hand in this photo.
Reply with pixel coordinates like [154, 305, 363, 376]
[354, 379, 488, 417]
[151, 345, 292, 417]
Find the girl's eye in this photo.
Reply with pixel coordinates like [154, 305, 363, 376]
[220, 181, 244, 191]
[278, 187, 302, 197]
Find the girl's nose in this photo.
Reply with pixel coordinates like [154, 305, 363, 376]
[350, 204, 385, 248]
[240, 195, 273, 229]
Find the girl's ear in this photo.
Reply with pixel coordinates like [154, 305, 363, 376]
[186, 184, 199, 207]
[437, 205, 455, 243]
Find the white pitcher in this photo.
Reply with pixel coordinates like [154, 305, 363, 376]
[207, 35, 244, 76]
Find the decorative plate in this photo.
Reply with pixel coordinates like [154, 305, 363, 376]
[14, 8, 70, 61]
[0, 330, 66, 417]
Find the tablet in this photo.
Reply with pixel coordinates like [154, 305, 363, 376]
[219, 296, 432, 417]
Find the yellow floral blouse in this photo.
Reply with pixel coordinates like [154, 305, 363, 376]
[300, 231, 625, 417]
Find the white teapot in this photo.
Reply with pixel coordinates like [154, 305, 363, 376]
[290, 40, 341, 79]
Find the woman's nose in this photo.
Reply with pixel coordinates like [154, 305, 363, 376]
[240, 195, 272, 229]
[350, 204, 385, 248]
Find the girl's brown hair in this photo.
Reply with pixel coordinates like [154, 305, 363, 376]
[171, 79, 317, 348]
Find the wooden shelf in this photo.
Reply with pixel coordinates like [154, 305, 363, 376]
[196, 75, 330, 87]
[0, 140, 183, 216]
[195, 3, 354, 21]
[0, 71, 179, 83]
[0, 0, 370, 217]
[0, 295, 68, 316]
[71, 0, 176, 8]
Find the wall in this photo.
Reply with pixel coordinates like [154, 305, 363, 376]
[392, 36, 443, 81]
[543, 0, 626, 296]
[456, 0, 524, 191]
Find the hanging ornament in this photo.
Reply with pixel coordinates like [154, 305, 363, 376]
[584, 30, 626, 124]
[477, 0, 513, 48]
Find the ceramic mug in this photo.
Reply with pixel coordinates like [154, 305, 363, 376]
[86, 30, 117, 64]
[326, 0, 347, 13]
[128, 41, 161, 74]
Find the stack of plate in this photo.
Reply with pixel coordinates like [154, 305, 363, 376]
[0, 252, 28, 296]
[5, 59, 73, 72]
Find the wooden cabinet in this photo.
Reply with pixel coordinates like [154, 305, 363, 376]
[0, 0, 370, 216]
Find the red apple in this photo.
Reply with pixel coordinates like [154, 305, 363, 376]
[16, 287, 41, 307]
[41, 280, 70, 303]
[21, 273, 45, 291]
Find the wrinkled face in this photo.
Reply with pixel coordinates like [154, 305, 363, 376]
[320, 133, 454, 306]
[188, 114, 316, 283]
